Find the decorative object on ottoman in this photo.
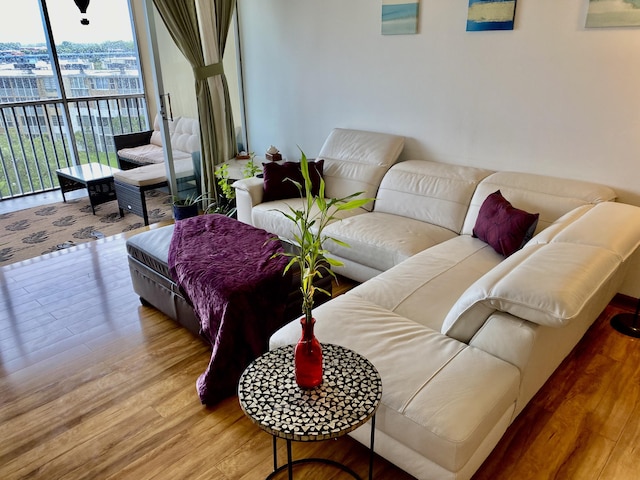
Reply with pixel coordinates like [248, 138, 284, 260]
[265, 145, 282, 161]
[277, 151, 374, 388]
[168, 214, 293, 405]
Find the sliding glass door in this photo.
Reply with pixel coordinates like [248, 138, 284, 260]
[0, 0, 148, 199]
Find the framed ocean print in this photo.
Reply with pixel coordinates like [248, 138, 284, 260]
[467, 0, 517, 31]
[586, 0, 640, 28]
[382, 0, 420, 35]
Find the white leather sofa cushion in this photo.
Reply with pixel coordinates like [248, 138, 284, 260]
[347, 235, 503, 331]
[531, 202, 640, 261]
[321, 212, 458, 274]
[374, 160, 492, 233]
[461, 171, 617, 235]
[269, 294, 520, 473]
[442, 242, 621, 341]
[318, 128, 405, 211]
[250, 197, 365, 241]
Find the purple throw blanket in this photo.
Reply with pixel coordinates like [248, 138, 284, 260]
[168, 214, 291, 406]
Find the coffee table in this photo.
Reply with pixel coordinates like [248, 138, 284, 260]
[56, 163, 121, 214]
[238, 343, 382, 480]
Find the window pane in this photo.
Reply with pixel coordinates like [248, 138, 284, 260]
[46, 0, 143, 99]
[0, 0, 53, 104]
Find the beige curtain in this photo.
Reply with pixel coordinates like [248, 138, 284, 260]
[152, 0, 238, 198]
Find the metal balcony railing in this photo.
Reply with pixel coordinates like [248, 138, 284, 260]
[0, 94, 149, 200]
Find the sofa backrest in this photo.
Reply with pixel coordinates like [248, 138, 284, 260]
[171, 117, 200, 154]
[318, 128, 404, 211]
[461, 171, 617, 236]
[149, 114, 200, 154]
[374, 160, 493, 233]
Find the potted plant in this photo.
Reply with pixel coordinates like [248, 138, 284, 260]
[170, 192, 207, 221]
[278, 150, 373, 388]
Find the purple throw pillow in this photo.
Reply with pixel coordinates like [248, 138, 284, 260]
[262, 160, 324, 202]
[473, 190, 539, 257]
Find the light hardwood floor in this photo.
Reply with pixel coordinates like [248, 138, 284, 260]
[0, 227, 639, 479]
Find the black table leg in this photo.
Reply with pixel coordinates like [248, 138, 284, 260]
[287, 439, 293, 480]
[273, 436, 278, 472]
[369, 415, 376, 480]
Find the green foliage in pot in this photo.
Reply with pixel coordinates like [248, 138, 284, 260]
[278, 150, 374, 323]
[205, 164, 237, 217]
[170, 191, 209, 207]
[241, 152, 261, 178]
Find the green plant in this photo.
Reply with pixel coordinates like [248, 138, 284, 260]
[204, 164, 237, 216]
[277, 150, 374, 323]
[170, 191, 210, 207]
[241, 152, 260, 178]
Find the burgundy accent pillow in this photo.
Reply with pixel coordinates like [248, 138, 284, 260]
[473, 190, 539, 257]
[262, 160, 324, 202]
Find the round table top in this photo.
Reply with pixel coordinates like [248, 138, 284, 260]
[238, 343, 382, 442]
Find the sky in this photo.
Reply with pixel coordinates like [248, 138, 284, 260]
[0, 0, 134, 45]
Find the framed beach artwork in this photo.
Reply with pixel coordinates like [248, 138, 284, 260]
[467, 0, 517, 31]
[586, 0, 640, 28]
[382, 0, 419, 35]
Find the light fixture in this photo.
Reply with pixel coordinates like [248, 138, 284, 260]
[74, 0, 90, 25]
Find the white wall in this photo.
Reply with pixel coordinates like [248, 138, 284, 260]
[130, 0, 196, 119]
[239, 0, 640, 203]
[238, 0, 640, 294]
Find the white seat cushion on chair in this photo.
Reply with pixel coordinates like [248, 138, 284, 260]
[113, 159, 194, 187]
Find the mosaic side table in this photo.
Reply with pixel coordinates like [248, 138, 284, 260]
[238, 343, 382, 480]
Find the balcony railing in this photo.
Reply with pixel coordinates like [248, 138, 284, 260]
[0, 94, 149, 200]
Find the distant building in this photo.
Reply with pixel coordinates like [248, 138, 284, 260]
[0, 54, 146, 153]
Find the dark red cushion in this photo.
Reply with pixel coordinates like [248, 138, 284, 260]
[473, 190, 539, 257]
[262, 160, 324, 202]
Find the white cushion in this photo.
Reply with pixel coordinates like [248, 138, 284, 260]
[531, 202, 640, 261]
[374, 160, 492, 233]
[442, 243, 621, 341]
[113, 159, 194, 187]
[117, 143, 166, 164]
[171, 117, 200, 153]
[269, 295, 520, 473]
[318, 128, 404, 211]
[461, 171, 617, 235]
[250, 198, 365, 242]
[348, 235, 503, 331]
[322, 211, 458, 274]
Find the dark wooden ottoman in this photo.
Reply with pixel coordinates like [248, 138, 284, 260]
[126, 223, 332, 340]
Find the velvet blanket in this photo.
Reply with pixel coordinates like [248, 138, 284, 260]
[168, 214, 291, 406]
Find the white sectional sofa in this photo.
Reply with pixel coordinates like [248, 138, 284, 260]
[232, 129, 640, 479]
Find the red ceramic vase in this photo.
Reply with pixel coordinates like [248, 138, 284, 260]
[294, 317, 323, 389]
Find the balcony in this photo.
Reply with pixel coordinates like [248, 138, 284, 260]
[0, 94, 148, 202]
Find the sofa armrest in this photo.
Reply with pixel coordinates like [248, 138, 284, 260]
[114, 130, 153, 151]
[232, 177, 264, 225]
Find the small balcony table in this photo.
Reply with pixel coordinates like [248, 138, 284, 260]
[56, 163, 121, 214]
[238, 343, 382, 480]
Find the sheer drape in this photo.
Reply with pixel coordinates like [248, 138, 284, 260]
[152, 0, 237, 198]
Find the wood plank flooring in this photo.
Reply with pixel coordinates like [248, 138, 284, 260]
[1, 227, 639, 479]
